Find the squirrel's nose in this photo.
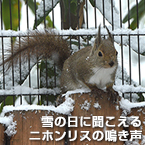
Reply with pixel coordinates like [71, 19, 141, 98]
[109, 61, 114, 67]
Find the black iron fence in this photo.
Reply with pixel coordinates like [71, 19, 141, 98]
[0, 0, 145, 108]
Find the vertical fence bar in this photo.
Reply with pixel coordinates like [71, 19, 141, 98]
[69, 0, 71, 28]
[34, 0, 37, 28]
[77, 0, 80, 29]
[35, 0, 41, 105]
[44, 0, 46, 28]
[26, 0, 31, 104]
[9, 0, 15, 105]
[111, 0, 114, 30]
[127, 0, 132, 101]
[46, 58, 48, 105]
[26, 0, 29, 29]
[102, 0, 105, 27]
[0, 0, 6, 106]
[68, 0, 72, 95]
[77, 0, 80, 50]
[94, 0, 97, 28]
[52, 0, 55, 28]
[34, 0, 39, 104]
[18, 0, 20, 30]
[119, 0, 122, 28]
[121, 38, 124, 86]
[127, 0, 130, 27]
[102, 0, 105, 40]
[136, 0, 141, 86]
[9, 0, 12, 30]
[119, 0, 124, 97]
[85, 0, 88, 29]
[18, 0, 22, 104]
[128, 34, 132, 101]
[85, 0, 89, 45]
[125, 0, 131, 100]
[60, 0, 63, 30]
[44, 0, 47, 105]
[52, 0, 57, 94]
[0, 0, 5, 90]
[136, 0, 139, 29]
[44, 1, 48, 105]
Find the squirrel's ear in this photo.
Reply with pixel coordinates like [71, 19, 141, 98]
[90, 25, 102, 55]
[105, 26, 114, 43]
[95, 25, 102, 46]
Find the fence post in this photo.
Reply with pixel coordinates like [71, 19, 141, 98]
[0, 123, 5, 145]
[69, 91, 123, 145]
[4, 91, 145, 144]
[9, 110, 66, 145]
[127, 107, 145, 144]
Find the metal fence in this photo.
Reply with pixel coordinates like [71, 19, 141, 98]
[0, 0, 145, 107]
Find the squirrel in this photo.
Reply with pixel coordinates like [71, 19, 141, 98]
[1, 25, 118, 101]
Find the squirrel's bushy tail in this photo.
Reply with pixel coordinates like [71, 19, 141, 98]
[1, 30, 70, 70]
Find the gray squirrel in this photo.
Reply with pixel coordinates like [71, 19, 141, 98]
[1, 25, 118, 99]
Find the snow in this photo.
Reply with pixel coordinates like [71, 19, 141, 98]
[2, 67, 144, 97]
[114, 85, 145, 93]
[0, 0, 144, 98]
[0, 88, 145, 138]
[0, 30, 26, 37]
[93, 102, 101, 110]
[0, 114, 17, 137]
[0, 28, 145, 54]
[0, 90, 90, 137]
[0, 115, 13, 126]
[0, 89, 91, 116]
[80, 100, 91, 111]
[36, 0, 59, 20]
[120, 97, 145, 113]
[2, 88, 144, 116]
[114, 28, 145, 54]
[62, 89, 91, 98]
[2, 96, 74, 116]
[0, 85, 60, 95]
[5, 121, 17, 137]
[0, 90, 75, 136]
[0, 57, 39, 89]
[125, 140, 140, 145]
[94, 0, 122, 29]
[0, 27, 143, 36]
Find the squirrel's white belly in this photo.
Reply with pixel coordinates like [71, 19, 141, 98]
[88, 66, 116, 89]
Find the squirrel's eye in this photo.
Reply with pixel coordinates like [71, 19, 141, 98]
[98, 51, 103, 57]
[116, 51, 118, 56]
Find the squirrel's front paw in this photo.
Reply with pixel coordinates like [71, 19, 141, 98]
[107, 88, 119, 104]
[90, 87, 103, 100]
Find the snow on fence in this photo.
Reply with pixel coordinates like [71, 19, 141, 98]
[0, 90, 145, 145]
